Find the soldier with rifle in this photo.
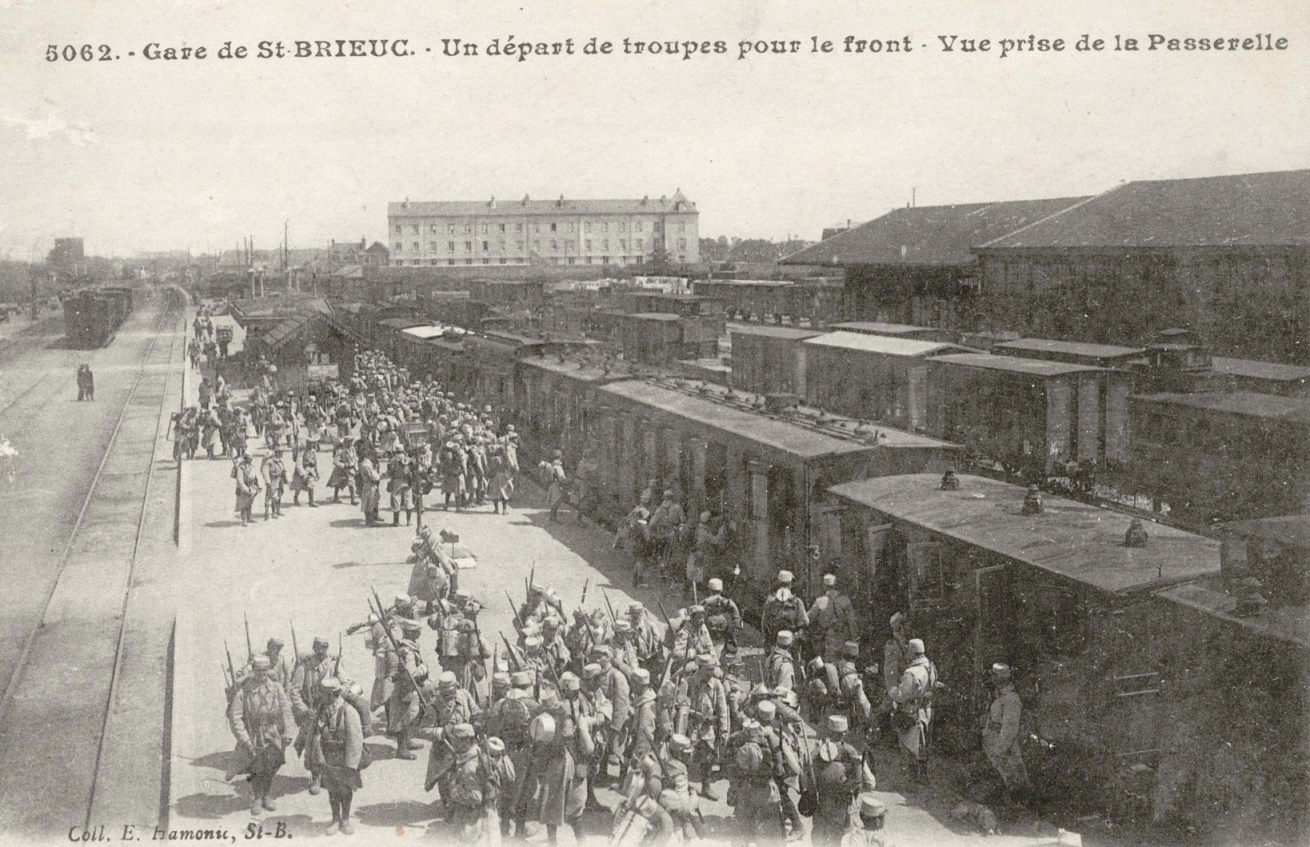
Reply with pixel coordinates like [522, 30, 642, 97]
[371, 589, 430, 761]
[290, 636, 338, 795]
[227, 655, 295, 818]
[810, 715, 877, 847]
[683, 653, 731, 801]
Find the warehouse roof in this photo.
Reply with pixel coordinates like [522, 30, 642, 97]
[931, 352, 1107, 377]
[781, 197, 1088, 266]
[378, 317, 426, 330]
[390, 190, 696, 218]
[803, 331, 967, 357]
[830, 321, 940, 336]
[995, 338, 1147, 363]
[402, 325, 451, 340]
[1133, 391, 1310, 423]
[981, 169, 1310, 249]
[829, 474, 1221, 594]
[601, 380, 950, 459]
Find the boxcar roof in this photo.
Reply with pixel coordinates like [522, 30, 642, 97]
[931, 352, 1108, 377]
[830, 321, 939, 336]
[729, 324, 822, 341]
[627, 312, 682, 322]
[600, 380, 948, 458]
[828, 473, 1221, 594]
[1223, 513, 1310, 550]
[519, 356, 617, 383]
[1133, 391, 1310, 422]
[1211, 357, 1310, 383]
[995, 338, 1147, 361]
[379, 317, 426, 330]
[803, 331, 966, 357]
[1158, 581, 1310, 650]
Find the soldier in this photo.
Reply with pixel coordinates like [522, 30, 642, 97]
[670, 606, 715, 662]
[647, 489, 686, 582]
[260, 448, 288, 520]
[761, 570, 810, 649]
[684, 653, 731, 801]
[430, 670, 484, 733]
[579, 663, 615, 814]
[439, 439, 467, 511]
[303, 677, 364, 835]
[880, 613, 911, 737]
[591, 646, 631, 788]
[227, 655, 295, 817]
[836, 642, 874, 741]
[755, 699, 805, 839]
[388, 619, 428, 760]
[262, 637, 293, 692]
[982, 663, 1029, 799]
[810, 715, 877, 847]
[610, 620, 640, 678]
[886, 638, 937, 787]
[702, 577, 743, 658]
[687, 510, 728, 598]
[387, 450, 414, 526]
[626, 603, 662, 674]
[766, 631, 797, 693]
[290, 636, 337, 795]
[329, 437, 359, 505]
[441, 723, 501, 844]
[627, 668, 658, 771]
[359, 450, 383, 525]
[540, 616, 572, 678]
[841, 796, 892, 847]
[513, 674, 590, 845]
[619, 491, 654, 588]
[658, 733, 704, 841]
[290, 442, 319, 507]
[234, 454, 261, 526]
[611, 791, 677, 847]
[484, 671, 538, 757]
[541, 450, 568, 523]
[487, 671, 511, 708]
[809, 572, 857, 662]
[726, 717, 784, 847]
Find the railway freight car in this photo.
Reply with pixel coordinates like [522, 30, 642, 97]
[63, 286, 134, 348]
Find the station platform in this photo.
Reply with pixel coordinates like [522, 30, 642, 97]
[167, 403, 1065, 846]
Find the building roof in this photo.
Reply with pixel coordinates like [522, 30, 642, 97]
[829, 474, 1221, 594]
[1211, 357, 1310, 384]
[260, 315, 311, 351]
[981, 170, 1310, 249]
[378, 317, 427, 330]
[600, 381, 944, 459]
[931, 352, 1107, 377]
[390, 191, 696, 219]
[995, 338, 1147, 362]
[1133, 391, 1310, 423]
[518, 356, 617, 383]
[803, 331, 967, 357]
[402, 325, 454, 340]
[781, 197, 1088, 267]
[705, 278, 793, 288]
[729, 325, 822, 341]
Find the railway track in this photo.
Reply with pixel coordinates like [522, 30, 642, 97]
[0, 289, 184, 837]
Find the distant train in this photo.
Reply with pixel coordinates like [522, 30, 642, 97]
[63, 286, 134, 348]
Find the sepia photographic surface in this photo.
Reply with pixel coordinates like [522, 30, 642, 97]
[1, 1, 1308, 845]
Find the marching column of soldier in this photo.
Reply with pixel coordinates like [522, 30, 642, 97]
[221, 544, 1020, 846]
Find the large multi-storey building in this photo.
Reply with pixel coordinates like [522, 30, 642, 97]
[386, 191, 699, 268]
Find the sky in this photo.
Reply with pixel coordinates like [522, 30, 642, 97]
[1, 0, 1307, 257]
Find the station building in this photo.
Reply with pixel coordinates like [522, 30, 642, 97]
[387, 191, 699, 268]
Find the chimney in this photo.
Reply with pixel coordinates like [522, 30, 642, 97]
[489, 195, 496, 208]
[522, 194, 530, 205]
[557, 194, 564, 208]
[1022, 485, 1043, 516]
[641, 195, 649, 206]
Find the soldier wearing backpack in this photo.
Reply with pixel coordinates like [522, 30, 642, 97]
[810, 714, 877, 847]
[760, 571, 810, 652]
[726, 717, 785, 847]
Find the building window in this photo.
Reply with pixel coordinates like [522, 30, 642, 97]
[550, 239, 558, 251]
[585, 257, 593, 265]
[636, 238, 644, 249]
[603, 239, 609, 250]
[430, 225, 438, 233]
[635, 222, 643, 232]
[448, 241, 455, 251]
[394, 225, 401, 234]
[585, 222, 592, 234]
[678, 239, 686, 249]
[601, 223, 608, 233]
[678, 222, 686, 232]
[533, 224, 541, 233]
[412, 241, 419, 251]
[394, 242, 403, 251]
[498, 223, 506, 233]
[465, 224, 472, 234]
[481, 224, 488, 234]
[499, 241, 506, 250]
[564, 223, 573, 233]
[464, 241, 472, 251]
[585, 240, 592, 251]
[533, 240, 540, 251]
[499, 258, 507, 265]
[411, 225, 419, 235]
[448, 259, 456, 266]
[515, 223, 523, 232]
[619, 222, 627, 232]
[482, 240, 489, 251]
[516, 240, 524, 251]
[620, 239, 627, 250]
[430, 258, 439, 265]
[602, 256, 610, 264]
[465, 258, 473, 265]
[448, 224, 456, 234]
[482, 258, 490, 264]
[550, 223, 557, 233]
[567, 257, 575, 265]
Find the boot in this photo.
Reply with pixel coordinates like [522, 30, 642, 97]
[396, 734, 417, 760]
[250, 785, 263, 817]
[308, 772, 321, 795]
[699, 767, 719, 801]
[405, 510, 412, 526]
[309, 493, 317, 508]
[293, 494, 300, 506]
